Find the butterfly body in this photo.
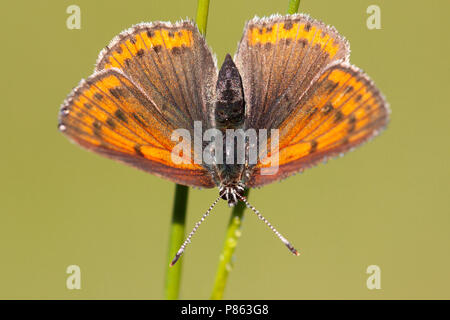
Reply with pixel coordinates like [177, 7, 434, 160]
[59, 14, 389, 220]
[212, 53, 248, 206]
[215, 53, 245, 130]
[59, 14, 389, 263]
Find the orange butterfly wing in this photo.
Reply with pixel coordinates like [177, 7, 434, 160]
[235, 14, 350, 132]
[59, 21, 217, 188]
[248, 63, 389, 187]
[233, 14, 388, 187]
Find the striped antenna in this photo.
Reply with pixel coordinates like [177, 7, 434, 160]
[170, 195, 221, 266]
[236, 193, 300, 256]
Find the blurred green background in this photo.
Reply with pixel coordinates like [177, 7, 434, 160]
[1, 0, 449, 299]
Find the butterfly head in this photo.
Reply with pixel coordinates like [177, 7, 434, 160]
[219, 182, 246, 207]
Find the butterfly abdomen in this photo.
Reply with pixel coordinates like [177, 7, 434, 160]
[215, 54, 245, 130]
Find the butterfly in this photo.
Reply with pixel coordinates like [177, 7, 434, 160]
[58, 14, 389, 265]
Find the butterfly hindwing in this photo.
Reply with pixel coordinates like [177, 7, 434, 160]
[248, 63, 389, 187]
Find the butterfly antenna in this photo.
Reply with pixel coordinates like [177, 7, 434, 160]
[170, 195, 221, 267]
[236, 193, 300, 256]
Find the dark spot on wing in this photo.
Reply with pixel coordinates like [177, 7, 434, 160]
[355, 94, 362, 102]
[309, 140, 318, 154]
[322, 103, 333, 115]
[124, 58, 131, 67]
[283, 21, 293, 30]
[171, 47, 181, 55]
[136, 49, 145, 57]
[153, 45, 162, 53]
[130, 37, 136, 45]
[109, 87, 124, 99]
[93, 120, 102, 137]
[106, 117, 115, 129]
[134, 144, 144, 157]
[324, 80, 339, 94]
[334, 110, 344, 123]
[344, 86, 354, 94]
[132, 113, 147, 127]
[307, 107, 318, 119]
[147, 30, 154, 38]
[84, 103, 92, 109]
[348, 115, 356, 133]
[304, 22, 312, 32]
[115, 109, 128, 123]
[94, 93, 103, 101]
[93, 120, 101, 129]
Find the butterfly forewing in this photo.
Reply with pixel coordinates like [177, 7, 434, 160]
[96, 21, 217, 131]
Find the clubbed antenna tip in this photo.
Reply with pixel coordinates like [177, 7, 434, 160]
[236, 193, 300, 257]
